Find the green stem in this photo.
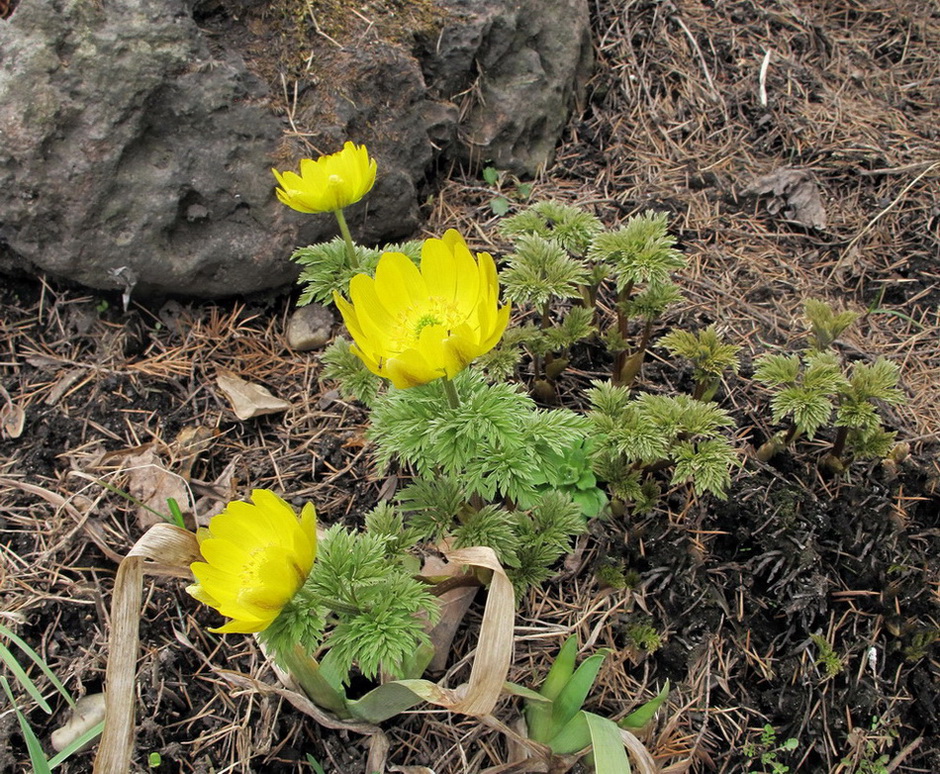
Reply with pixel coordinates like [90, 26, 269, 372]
[333, 207, 358, 270]
[442, 377, 460, 409]
[278, 644, 349, 717]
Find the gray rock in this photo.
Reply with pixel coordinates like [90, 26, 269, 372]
[0, 0, 300, 297]
[426, 0, 593, 175]
[285, 303, 334, 352]
[0, 0, 591, 297]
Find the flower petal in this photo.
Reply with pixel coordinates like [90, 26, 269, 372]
[375, 251, 428, 310]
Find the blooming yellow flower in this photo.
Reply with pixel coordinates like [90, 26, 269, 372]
[272, 141, 377, 214]
[187, 490, 317, 634]
[333, 229, 511, 389]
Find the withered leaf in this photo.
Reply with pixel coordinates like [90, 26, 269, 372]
[745, 167, 828, 229]
[216, 371, 291, 420]
[0, 385, 25, 439]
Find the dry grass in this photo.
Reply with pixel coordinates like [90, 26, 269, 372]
[2, 0, 939, 772]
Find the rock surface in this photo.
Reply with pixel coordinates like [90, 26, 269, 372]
[285, 303, 334, 352]
[0, 0, 592, 297]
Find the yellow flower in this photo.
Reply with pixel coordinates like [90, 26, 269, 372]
[272, 141, 377, 214]
[187, 490, 317, 634]
[333, 229, 511, 389]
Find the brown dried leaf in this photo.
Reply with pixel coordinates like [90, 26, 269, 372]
[119, 447, 194, 528]
[745, 167, 828, 229]
[94, 525, 202, 774]
[216, 370, 291, 420]
[44, 366, 86, 405]
[171, 425, 218, 480]
[422, 553, 479, 672]
[0, 384, 25, 439]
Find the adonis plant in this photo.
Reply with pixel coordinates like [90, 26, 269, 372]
[753, 300, 905, 472]
[187, 490, 443, 718]
[92, 139, 917, 773]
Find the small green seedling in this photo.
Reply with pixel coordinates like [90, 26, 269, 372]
[510, 636, 669, 773]
[744, 724, 799, 774]
[753, 300, 905, 471]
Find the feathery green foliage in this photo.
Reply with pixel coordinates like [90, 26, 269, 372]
[588, 210, 686, 292]
[501, 234, 589, 307]
[660, 324, 741, 400]
[294, 239, 422, 305]
[261, 524, 439, 683]
[500, 200, 602, 257]
[370, 369, 588, 503]
[755, 351, 846, 438]
[588, 382, 736, 504]
[320, 337, 384, 406]
[804, 298, 860, 351]
[753, 300, 905, 468]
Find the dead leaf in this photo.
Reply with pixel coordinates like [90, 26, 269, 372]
[0, 384, 25, 439]
[170, 425, 218, 480]
[422, 553, 479, 672]
[216, 371, 291, 420]
[745, 167, 828, 229]
[119, 447, 194, 529]
[44, 366, 87, 405]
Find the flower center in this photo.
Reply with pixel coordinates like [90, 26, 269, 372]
[413, 313, 442, 338]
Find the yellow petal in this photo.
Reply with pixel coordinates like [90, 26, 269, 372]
[350, 342, 384, 377]
[199, 537, 251, 576]
[348, 274, 397, 349]
[375, 251, 427, 310]
[333, 290, 370, 348]
[210, 616, 273, 634]
[185, 581, 220, 609]
[479, 303, 511, 352]
[384, 349, 442, 388]
[250, 490, 301, 537]
[420, 237, 458, 302]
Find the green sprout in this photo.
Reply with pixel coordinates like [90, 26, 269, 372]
[809, 633, 844, 678]
[510, 636, 669, 773]
[744, 724, 799, 774]
[753, 301, 905, 470]
[659, 324, 741, 401]
[1, 623, 104, 773]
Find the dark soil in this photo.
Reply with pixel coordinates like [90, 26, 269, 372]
[2, 0, 939, 772]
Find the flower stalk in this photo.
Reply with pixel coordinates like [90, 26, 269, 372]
[333, 207, 359, 271]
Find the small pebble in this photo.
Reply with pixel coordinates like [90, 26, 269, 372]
[286, 304, 334, 351]
[51, 692, 106, 753]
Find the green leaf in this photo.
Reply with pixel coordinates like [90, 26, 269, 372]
[166, 497, 185, 528]
[490, 196, 510, 216]
[504, 681, 550, 702]
[345, 680, 432, 723]
[547, 709, 591, 754]
[541, 637, 579, 700]
[0, 623, 76, 710]
[584, 712, 632, 774]
[525, 636, 579, 744]
[2, 675, 52, 774]
[549, 650, 609, 736]
[619, 680, 669, 728]
[482, 166, 500, 186]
